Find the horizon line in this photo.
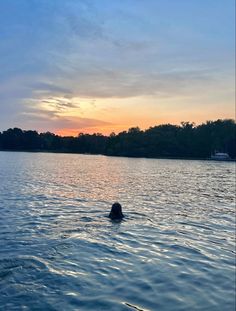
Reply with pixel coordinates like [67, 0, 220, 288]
[1, 118, 235, 138]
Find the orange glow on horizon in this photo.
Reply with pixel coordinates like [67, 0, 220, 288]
[54, 113, 235, 137]
[55, 124, 133, 137]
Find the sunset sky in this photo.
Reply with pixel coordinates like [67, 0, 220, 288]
[0, 0, 235, 136]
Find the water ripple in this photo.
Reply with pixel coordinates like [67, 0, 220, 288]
[0, 152, 235, 310]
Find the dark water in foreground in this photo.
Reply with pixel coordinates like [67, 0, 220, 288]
[0, 152, 235, 311]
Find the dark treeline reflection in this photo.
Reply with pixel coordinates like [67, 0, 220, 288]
[0, 119, 235, 159]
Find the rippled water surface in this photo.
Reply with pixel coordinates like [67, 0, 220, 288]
[0, 152, 235, 310]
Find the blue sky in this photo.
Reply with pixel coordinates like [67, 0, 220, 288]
[0, 0, 235, 135]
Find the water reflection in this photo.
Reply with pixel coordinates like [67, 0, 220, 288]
[0, 152, 235, 311]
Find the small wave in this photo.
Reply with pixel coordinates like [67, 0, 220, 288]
[0, 256, 49, 278]
[125, 302, 149, 311]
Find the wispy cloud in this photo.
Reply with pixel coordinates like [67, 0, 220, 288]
[0, 0, 234, 133]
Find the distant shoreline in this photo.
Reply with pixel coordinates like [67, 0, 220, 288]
[1, 120, 235, 160]
[0, 149, 235, 162]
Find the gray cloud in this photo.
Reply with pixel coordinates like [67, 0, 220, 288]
[41, 98, 80, 112]
[30, 82, 73, 96]
[0, 0, 234, 131]
[17, 109, 112, 133]
[43, 67, 215, 99]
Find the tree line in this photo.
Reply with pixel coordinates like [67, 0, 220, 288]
[0, 119, 235, 159]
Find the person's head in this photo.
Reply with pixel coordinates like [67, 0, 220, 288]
[109, 202, 124, 220]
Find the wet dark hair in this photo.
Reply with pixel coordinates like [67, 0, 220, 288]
[109, 202, 124, 220]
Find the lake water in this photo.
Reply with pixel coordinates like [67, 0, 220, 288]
[0, 152, 235, 311]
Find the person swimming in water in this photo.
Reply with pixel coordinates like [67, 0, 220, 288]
[109, 202, 124, 220]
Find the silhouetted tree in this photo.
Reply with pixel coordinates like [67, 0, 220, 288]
[0, 119, 235, 159]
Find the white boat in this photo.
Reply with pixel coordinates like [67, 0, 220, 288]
[210, 152, 231, 161]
